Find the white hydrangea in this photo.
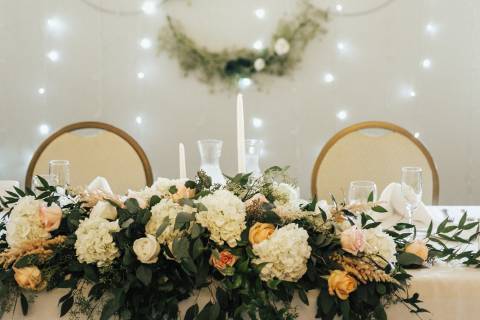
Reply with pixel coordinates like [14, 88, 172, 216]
[75, 216, 120, 267]
[363, 228, 397, 264]
[6, 196, 50, 248]
[271, 183, 298, 205]
[252, 223, 311, 282]
[145, 199, 195, 245]
[196, 190, 246, 247]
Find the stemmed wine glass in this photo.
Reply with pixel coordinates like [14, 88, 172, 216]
[348, 180, 377, 205]
[401, 167, 423, 224]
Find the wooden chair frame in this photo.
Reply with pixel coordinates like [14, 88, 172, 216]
[25, 121, 153, 188]
[310, 121, 440, 204]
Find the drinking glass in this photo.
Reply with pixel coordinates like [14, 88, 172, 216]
[197, 139, 225, 185]
[245, 139, 263, 178]
[348, 181, 377, 205]
[49, 160, 70, 187]
[401, 167, 423, 224]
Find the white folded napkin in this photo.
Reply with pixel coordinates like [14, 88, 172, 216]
[0, 180, 20, 197]
[374, 182, 433, 228]
[87, 176, 113, 194]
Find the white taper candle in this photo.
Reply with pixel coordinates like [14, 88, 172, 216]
[236, 93, 246, 173]
[179, 143, 187, 179]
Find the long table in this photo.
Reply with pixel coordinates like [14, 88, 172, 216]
[4, 206, 480, 320]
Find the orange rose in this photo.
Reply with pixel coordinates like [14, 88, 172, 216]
[210, 250, 238, 274]
[171, 185, 196, 202]
[328, 270, 357, 300]
[249, 222, 275, 245]
[13, 266, 46, 291]
[405, 240, 429, 262]
[39, 204, 62, 232]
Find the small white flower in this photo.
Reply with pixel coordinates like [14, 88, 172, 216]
[90, 200, 117, 220]
[196, 190, 246, 247]
[274, 38, 290, 56]
[75, 216, 120, 267]
[271, 182, 298, 205]
[133, 234, 161, 264]
[254, 58, 266, 71]
[252, 223, 311, 282]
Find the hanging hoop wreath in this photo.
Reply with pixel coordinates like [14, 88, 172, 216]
[158, 0, 328, 90]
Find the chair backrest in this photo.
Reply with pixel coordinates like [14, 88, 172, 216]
[26, 121, 153, 194]
[311, 121, 439, 204]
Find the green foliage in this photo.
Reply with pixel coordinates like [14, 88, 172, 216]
[3, 172, 480, 320]
[158, 0, 328, 90]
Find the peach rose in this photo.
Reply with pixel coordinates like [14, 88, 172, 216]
[171, 185, 196, 202]
[249, 222, 275, 245]
[405, 240, 429, 262]
[39, 203, 62, 232]
[328, 270, 357, 300]
[13, 266, 46, 291]
[340, 226, 365, 256]
[210, 250, 237, 274]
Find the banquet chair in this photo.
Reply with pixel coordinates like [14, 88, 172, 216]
[25, 121, 153, 194]
[311, 121, 439, 205]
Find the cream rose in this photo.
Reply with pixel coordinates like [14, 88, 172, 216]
[274, 38, 290, 56]
[249, 222, 275, 245]
[133, 234, 161, 264]
[328, 270, 357, 300]
[90, 200, 117, 220]
[340, 226, 365, 255]
[254, 58, 266, 71]
[405, 240, 429, 262]
[14, 266, 46, 291]
[39, 203, 62, 232]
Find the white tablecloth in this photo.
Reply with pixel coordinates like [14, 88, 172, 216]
[4, 206, 480, 320]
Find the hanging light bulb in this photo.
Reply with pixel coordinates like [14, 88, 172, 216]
[140, 38, 152, 49]
[141, 1, 156, 15]
[47, 50, 60, 62]
[254, 8, 266, 19]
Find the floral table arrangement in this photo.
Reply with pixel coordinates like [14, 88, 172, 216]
[1, 168, 480, 320]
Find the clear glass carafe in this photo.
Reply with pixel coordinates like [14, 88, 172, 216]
[197, 139, 226, 185]
[245, 139, 263, 178]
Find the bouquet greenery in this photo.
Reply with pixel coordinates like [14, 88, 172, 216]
[0, 167, 479, 319]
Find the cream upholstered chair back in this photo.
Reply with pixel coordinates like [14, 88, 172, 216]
[26, 122, 153, 195]
[311, 121, 439, 204]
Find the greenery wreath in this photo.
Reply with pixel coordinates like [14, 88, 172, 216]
[158, 0, 328, 90]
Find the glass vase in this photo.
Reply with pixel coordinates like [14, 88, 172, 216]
[197, 139, 226, 185]
[245, 139, 263, 178]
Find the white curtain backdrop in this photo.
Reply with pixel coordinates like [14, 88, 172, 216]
[0, 0, 478, 204]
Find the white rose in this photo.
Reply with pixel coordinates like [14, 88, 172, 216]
[274, 38, 290, 56]
[133, 234, 161, 264]
[90, 201, 117, 220]
[254, 58, 266, 71]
